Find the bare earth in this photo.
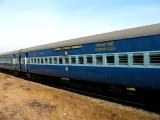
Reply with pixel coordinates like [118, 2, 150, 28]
[0, 73, 159, 120]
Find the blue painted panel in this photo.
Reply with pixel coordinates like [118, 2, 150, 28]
[28, 64, 160, 90]
[0, 54, 15, 70]
[21, 64, 26, 72]
[26, 34, 160, 57]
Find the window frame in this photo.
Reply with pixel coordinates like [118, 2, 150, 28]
[86, 55, 93, 65]
[132, 53, 144, 65]
[53, 57, 58, 64]
[37, 58, 40, 64]
[149, 52, 160, 66]
[59, 57, 63, 64]
[118, 54, 128, 65]
[71, 56, 76, 64]
[44, 57, 48, 64]
[95, 55, 103, 65]
[64, 57, 69, 64]
[48, 57, 53, 64]
[34, 58, 37, 64]
[41, 57, 44, 64]
[78, 56, 84, 65]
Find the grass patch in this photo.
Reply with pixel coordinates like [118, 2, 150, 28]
[3, 74, 11, 79]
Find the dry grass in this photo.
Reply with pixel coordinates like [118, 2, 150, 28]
[0, 72, 159, 120]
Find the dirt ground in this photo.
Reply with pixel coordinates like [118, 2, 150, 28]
[0, 72, 159, 120]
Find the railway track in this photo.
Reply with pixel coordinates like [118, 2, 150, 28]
[30, 77, 160, 114]
[62, 85, 144, 107]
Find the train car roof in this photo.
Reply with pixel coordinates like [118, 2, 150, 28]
[0, 50, 20, 56]
[22, 23, 160, 53]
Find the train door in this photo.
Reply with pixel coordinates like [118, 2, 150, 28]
[24, 53, 29, 72]
[14, 53, 21, 74]
[19, 54, 21, 71]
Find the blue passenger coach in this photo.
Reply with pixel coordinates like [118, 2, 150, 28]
[0, 50, 21, 71]
[0, 23, 160, 91]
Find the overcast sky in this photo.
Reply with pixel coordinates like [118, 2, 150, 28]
[0, 0, 160, 53]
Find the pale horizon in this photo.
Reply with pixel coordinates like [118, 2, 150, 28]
[0, 0, 160, 53]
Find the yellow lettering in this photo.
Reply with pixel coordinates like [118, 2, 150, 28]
[54, 48, 61, 51]
[54, 45, 83, 51]
[107, 41, 114, 46]
[96, 43, 106, 47]
[71, 45, 82, 49]
[64, 47, 71, 50]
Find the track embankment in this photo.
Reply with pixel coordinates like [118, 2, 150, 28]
[0, 72, 159, 120]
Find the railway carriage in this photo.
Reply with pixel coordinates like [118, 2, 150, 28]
[0, 50, 21, 71]
[0, 23, 160, 92]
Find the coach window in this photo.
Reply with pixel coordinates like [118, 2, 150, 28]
[64, 57, 69, 64]
[32, 58, 34, 64]
[49, 57, 52, 64]
[37, 58, 40, 64]
[78, 56, 84, 64]
[41, 58, 44, 64]
[96, 55, 103, 65]
[119, 54, 128, 65]
[59, 57, 63, 64]
[149, 52, 160, 65]
[26, 58, 30, 64]
[53, 57, 57, 64]
[44, 57, 48, 64]
[71, 56, 76, 64]
[106, 55, 115, 65]
[86, 55, 93, 64]
[34, 58, 37, 64]
[133, 53, 144, 65]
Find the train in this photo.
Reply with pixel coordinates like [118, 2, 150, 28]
[0, 23, 160, 94]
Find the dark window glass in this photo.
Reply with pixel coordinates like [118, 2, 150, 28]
[41, 58, 44, 64]
[30, 59, 32, 63]
[71, 56, 76, 64]
[96, 55, 103, 65]
[86, 56, 93, 64]
[78, 56, 84, 64]
[133, 53, 144, 65]
[54, 57, 57, 64]
[65, 57, 69, 64]
[37, 58, 40, 64]
[49, 57, 52, 64]
[34, 58, 36, 63]
[106, 55, 114, 65]
[45, 58, 48, 64]
[59, 57, 63, 64]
